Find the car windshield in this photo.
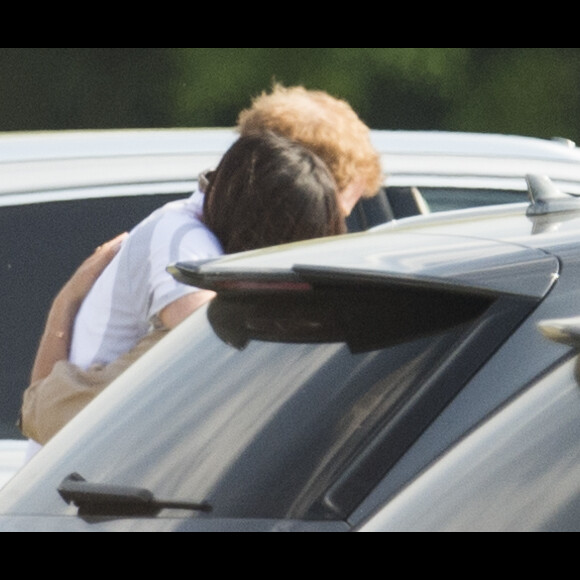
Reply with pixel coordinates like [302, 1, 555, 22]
[2, 282, 529, 521]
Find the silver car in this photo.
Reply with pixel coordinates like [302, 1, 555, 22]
[3, 129, 580, 487]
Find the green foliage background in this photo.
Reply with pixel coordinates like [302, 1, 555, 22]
[1, 48, 579, 141]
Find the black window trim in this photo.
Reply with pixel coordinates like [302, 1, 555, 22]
[323, 295, 538, 520]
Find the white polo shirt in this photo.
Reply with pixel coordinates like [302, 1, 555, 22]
[70, 191, 223, 370]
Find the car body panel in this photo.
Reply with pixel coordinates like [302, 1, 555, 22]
[358, 355, 580, 533]
[0, 441, 27, 490]
[349, 209, 580, 524]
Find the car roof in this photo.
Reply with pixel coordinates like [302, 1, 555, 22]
[372, 131, 580, 160]
[372, 132, 580, 192]
[0, 128, 571, 158]
[0, 128, 576, 164]
[0, 129, 237, 200]
[2, 129, 580, 200]
[0, 128, 238, 162]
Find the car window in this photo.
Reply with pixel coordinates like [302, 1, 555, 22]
[1, 281, 537, 521]
[347, 187, 528, 232]
[420, 188, 528, 213]
[0, 192, 188, 439]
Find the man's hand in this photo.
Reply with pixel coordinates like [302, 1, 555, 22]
[30, 233, 128, 384]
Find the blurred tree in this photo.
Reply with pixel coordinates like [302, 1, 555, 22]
[448, 48, 580, 140]
[171, 48, 470, 129]
[1, 48, 579, 142]
[0, 48, 176, 130]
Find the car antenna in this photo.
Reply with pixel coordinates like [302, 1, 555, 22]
[526, 174, 580, 216]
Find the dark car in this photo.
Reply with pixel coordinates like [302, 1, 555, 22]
[1, 175, 580, 531]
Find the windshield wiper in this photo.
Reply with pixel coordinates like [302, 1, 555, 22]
[58, 473, 212, 518]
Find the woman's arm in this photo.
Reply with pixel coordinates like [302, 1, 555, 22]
[159, 290, 217, 330]
[30, 233, 128, 384]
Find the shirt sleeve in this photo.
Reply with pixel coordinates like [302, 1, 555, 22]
[147, 220, 223, 321]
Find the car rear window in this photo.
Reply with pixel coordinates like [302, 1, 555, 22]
[3, 280, 536, 521]
[0, 193, 187, 439]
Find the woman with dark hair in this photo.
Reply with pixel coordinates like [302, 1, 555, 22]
[203, 131, 345, 254]
[21, 132, 345, 448]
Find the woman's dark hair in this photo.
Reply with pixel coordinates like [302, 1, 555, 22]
[203, 132, 346, 255]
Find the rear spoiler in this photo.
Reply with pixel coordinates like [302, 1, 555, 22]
[168, 261, 533, 301]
